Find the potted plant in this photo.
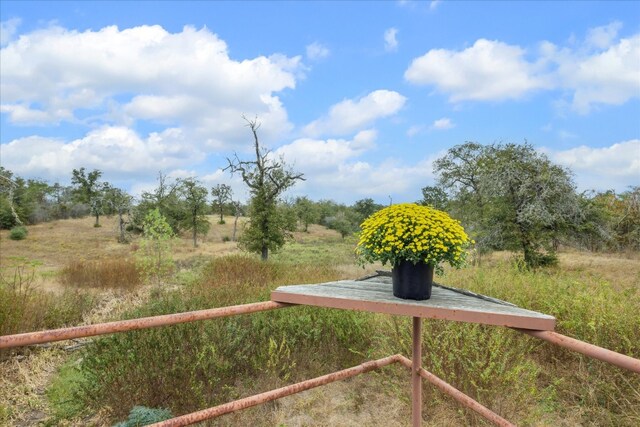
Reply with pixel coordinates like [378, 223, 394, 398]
[356, 203, 472, 300]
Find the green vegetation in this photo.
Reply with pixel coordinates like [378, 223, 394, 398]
[226, 117, 304, 260]
[75, 255, 375, 420]
[46, 359, 86, 422]
[71, 167, 105, 228]
[1, 220, 638, 425]
[9, 226, 27, 240]
[430, 142, 640, 267]
[178, 177, 210, 247]
[211, 183, 232, 224]
[1, 136, 639, 425]
[136, 209, 175, 284]
[114, 406, 173, 426]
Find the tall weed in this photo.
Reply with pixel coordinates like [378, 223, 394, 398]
[61, 258, 142, 290]
[0, 265, 96, 359]
[77, 255, 377, 420]
[441, 260, 640, 425]
[68, 254, 639, 425]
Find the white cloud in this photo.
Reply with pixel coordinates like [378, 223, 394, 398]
[275, 129, 377, 172]
[549, 34, 640, 114]
[0, 126, 206, 181]
[306, 42, 330, 61]
[303, 90, 406, 137]
[405, 39, 548, 102]
[384, 28, 398, 52]
[276, 130, 435, 202]
[407, 125, 425, 137]
[586, 21, 623, 49]
[405, 24, 640, 113]
[430, 1, 442, 11]
[546, 139, 640, 191]
[0, 18, 20, 46]
[0, 24, 301, 146]
[430, 117, 454, 130]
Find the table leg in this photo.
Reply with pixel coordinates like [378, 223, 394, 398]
[412, 316, 422, 426]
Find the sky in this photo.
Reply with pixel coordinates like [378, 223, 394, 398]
[1, 0, 639, 204]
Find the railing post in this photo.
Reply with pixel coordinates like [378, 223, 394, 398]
[412, 316, 422, 427]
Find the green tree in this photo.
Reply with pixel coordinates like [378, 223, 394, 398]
[71, 167, 104, 227]
[352, 198, 383, 223]
[588, 187, 640, 251]
[417, 185, 449, 210]
[179, 178, 210, 247]
[211, 183, 232, 224]
[225, 117, 304, 260]
[434, 141, 580, 268]
[294, 196, 319, 232]
[330, 212, 355, 239]
[0, 167, 25, 228]
[612, 187, 640, 251]
[133, 172, 186, 234]
[0, 168, 54, 227]
[137, 208, 174, 284]
[104, 185, 134, 243]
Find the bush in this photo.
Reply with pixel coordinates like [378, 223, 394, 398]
[61, 259, 142, 290]
[114, 406, 172, 426]
[9, 226, 27, 240]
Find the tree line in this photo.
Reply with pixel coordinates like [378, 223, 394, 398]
[2, 134, 638, 267]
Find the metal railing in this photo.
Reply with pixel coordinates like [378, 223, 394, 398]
[1, 301, 638, 427]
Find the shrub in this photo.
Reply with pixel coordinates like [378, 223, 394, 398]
[9, 226, 27, 240]
[61, 259, 142, 290]
[114, 406, 172, 426]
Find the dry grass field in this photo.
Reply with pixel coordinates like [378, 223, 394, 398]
[1, 215, 639, 426]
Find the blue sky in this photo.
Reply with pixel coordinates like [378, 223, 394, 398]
[1, 0, 639, 204]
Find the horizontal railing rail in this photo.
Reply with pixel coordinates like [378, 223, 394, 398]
[512, 328, 640, 374]
[0, 301, 288, 349]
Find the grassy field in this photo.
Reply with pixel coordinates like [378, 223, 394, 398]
[0, 216, 639, 426]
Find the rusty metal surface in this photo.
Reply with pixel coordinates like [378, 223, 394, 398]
[514, 329, 640, 374]
[396, 356, 515, 427]
[412, 317, 422, 427]
[150, 354, 404, 427]
[271, 280, 556, 330]
[0, 301, 289, 349]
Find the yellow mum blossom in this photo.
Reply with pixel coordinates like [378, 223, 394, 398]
[355, 203, 472, 271]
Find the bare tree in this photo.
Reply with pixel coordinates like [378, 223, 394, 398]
[225, 116, 304, 260]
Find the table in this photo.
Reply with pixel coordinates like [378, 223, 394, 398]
[271, 274, 556, 426]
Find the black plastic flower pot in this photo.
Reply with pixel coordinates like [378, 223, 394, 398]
[392, 260, 434, 300]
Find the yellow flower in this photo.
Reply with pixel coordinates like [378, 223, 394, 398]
[356, 203, 472, 269]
